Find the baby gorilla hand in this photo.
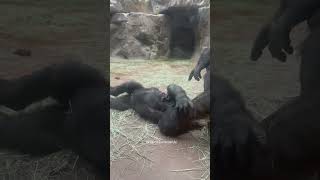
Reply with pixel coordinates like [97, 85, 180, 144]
[213, 118, 266, 176]
[175, 96, 193, 113]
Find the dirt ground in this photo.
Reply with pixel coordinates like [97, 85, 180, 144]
[0, 1, 106, 179]
[213, 0, 308, 120]
[110, 58, 210, 180]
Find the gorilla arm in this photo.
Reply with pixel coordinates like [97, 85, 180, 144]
[188, 47, 210, 81]
[251, 0, 320, 61]
[166, 84, 193, 112]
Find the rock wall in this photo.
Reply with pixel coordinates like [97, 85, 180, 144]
[110, 0, 210, 60]
[110, 13, 170, 59]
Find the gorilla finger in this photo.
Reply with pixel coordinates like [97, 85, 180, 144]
[269, 47, 287, 62]
[284, 44, 294, 55]
[188, 70, 195, 81]
[250, 49, 262, 61]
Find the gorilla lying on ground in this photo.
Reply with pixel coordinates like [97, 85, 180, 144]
[110, 81, 209, 137]
[0, 61, 107, 177]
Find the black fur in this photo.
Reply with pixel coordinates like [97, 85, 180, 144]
[0, 61, 105, 110]
[212, 74, 266, 180]
[250, 0, 320, 62]
[0, 61, 107, 176]
[189, 47, 210, 92]
[0, 104, 65, 155]
[110, 81, 204, 137]
[249, 1, 320, 179]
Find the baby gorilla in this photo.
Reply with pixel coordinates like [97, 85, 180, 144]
[110, 81, 207, 137]
[0, 61, 107, 177]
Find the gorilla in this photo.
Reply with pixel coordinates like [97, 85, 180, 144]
[189, 47, 210, 92]
[0, 61, 106, 110]
[250, 0, 320, 63]
[188, 48, 268, 179]
[0, 61, 107, 177]
[248, 0, 320, 179]
[110, 81, 208, 137]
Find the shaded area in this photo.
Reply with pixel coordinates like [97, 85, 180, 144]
[161, 7, 199, 59]
[213, 0, 305, 120]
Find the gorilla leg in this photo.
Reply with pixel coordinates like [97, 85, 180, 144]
[64, 88, 107, 176]
[110, 95, 131, 111]
[110, 81, 143, 96]
[191, 91, 210, 119]
[0, 61, 105, 110]
[300, 28, 320, 97]
[0, 104, 65, 155]
[260, 96, 320, 178]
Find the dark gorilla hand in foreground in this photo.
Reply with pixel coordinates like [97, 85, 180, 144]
[212, 74, 267, 180]
[0, 61, 107, 177]
[251, 0, 320, 62]
[110, 81, 208, 137]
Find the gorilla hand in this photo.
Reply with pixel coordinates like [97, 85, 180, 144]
[175, 96, 193, 113]
[213, 117, 266, 175]
[188, 67, 202, 81]
[268, 22, 293, 62]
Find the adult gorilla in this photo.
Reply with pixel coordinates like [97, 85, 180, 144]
[250, 0, 320, 179]
[189, 48, 267, 179]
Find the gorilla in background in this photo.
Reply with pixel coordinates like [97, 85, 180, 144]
[0, 61, 107, 177]
[189, 47, 210, 92]
[110, 81, 208, 137]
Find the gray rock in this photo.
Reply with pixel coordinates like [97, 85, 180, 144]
[197, 6, 210, 49]
[110, 0, 124, 15]
[110, 12, 170, 60]
[150, 0, 209, 14]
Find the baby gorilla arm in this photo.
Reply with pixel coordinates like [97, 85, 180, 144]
[167, 84, 193, 112]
